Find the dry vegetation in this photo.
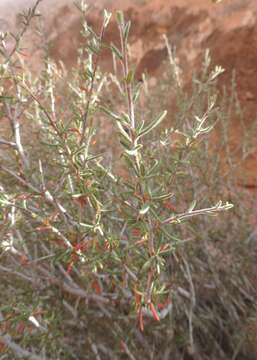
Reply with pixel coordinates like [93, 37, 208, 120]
[0, 1, 256, 359]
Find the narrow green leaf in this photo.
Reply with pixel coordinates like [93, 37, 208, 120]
[110, 43, 123, 60]
[120, 136, 133, 150]
[86, 26, 99, 41]
[117, 121, 132, 142]
[103, 9, 112, 28]
[116, 11, 124, 25]
[151, 192, 174, 201]
[145, 160, 159, 177]
[137, 110, 167, 139]
[0, 95, 13, 101]
[125, 69, 134, 84]
[141, 257, 154, 274]
[139, 203, 150, 215]
[123, 153, 140, 177]
[86, 43, 99, 55]
[136, 120, 145, 133]
[188, 200, 196, 213]
[125, 144, 142, 156]
[100, 105, 121, 121]
[133, 82, 142, 103]
[123, 21, 131, 42]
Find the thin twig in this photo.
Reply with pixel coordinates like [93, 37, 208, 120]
[0, 139, 17, 148]
[0, 312, 43, 360]
[79, 21, 106, 145]
[162, 202, 233, 225]
[118, 20, 135, 130]
[5, 0, 42, 63]
[4, 102, 29, 169]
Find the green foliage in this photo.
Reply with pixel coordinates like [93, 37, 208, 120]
[0, 2, 256, 359]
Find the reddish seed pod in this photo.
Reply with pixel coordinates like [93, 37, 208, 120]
[91, 279, 102, 295]
[134, 290, 142, 306]
[138, 307, 144, 332]
[16, 321, 26, 335]
[66, 262, 73, 274]
[120, 340, 126, 352]
[132, 228, 141, 237]
[149, 302, 160, 321]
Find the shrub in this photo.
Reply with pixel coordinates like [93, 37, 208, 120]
[0, 1, 256, 359]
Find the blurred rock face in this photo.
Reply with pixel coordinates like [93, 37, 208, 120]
[1, 1, 257, 88]
[3, 0, 255, 100]
[1, 0, 257, 186]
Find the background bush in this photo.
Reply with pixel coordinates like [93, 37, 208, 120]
[0, 2, 256, 359]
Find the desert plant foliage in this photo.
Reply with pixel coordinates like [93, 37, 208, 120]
[0, 1, 256, 359]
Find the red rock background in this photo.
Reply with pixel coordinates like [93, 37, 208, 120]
[1, 0, 256, 188]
